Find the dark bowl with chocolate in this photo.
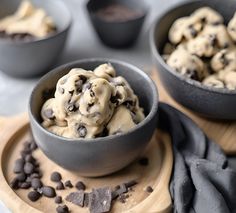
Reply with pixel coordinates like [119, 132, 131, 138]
[29, 58, 158, 177]
[86, 0, 148, 48]
[150, 0, 236, 120]
[0, 0, 71, 78]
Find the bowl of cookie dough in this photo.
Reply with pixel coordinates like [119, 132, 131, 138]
[0, 0, 71, 78]
[150, 0, 236, 119]
[29, 58, 158, 177]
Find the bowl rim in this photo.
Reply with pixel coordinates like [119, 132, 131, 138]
[149, 0, 236, 96]
[29, 58, 159, 144]
[0, 0, 72, 45]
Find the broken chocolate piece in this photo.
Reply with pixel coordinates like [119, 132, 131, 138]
[10, 178, 19, 190]
[65, 180, 73, 188]
[66, 191, 85, 207]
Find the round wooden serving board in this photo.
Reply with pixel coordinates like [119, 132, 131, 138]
[0, 114, 173, 213]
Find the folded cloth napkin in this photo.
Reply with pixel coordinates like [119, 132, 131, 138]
[158, 102, 236, 213]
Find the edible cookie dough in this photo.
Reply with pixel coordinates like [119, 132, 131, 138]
[41, 63, 145, 139]
[164, 7, 236, 90]
[0, 0, 56, 39]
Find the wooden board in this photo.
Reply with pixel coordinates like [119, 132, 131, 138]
[151, 70, 236, 155]
[0, 114, 173, 213]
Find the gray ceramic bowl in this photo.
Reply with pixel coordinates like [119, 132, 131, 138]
[0, 0, 71, 78]
[150, 0, 236, 120]
[29, 58, 158, 177]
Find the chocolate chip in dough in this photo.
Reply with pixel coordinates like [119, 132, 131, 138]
[65, 180, 73, 188]
[75, 181, 86, 191]
[66, 102, 77, 112]
[24, 162, 34, 174]
[28, 191, 41, 202]
[43, 109, 55, 120]
[66, 191, 85, 207]
[55, 196, 62, 204]
[51, 171, 62, 182]
[90, 90, 95, 97]
[56, 181, 65, 190]
[42, 186, 56, 198]
[188, 25, 197, 37]
[146, 186, 153, 193]
[31, 178, 43, 190]
[13, 158, 25, 173]
[75, 79, 83, 94]
[77, 125, 87, 138]
[56, 205, 69, 213]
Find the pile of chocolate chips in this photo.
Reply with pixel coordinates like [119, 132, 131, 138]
[10, 139, 152, 213]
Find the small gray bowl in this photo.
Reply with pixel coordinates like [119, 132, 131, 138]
[29, 58, 158, 177]
[150, 0, 236, 120]
[0, 0, 72, 78]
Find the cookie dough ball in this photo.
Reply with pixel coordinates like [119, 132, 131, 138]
[211, 48, 236, 72]
[227, 12, 236, 42]
[168, 16, 203, 44]
[192, 7, 223, 25]
[167, 46, 207, 80]
[218, 70, 236, 90]
[202, 75, 224, 89]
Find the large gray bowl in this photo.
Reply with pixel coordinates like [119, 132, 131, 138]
[29, 58, 158, 177]
[0, 0, 72, 78]
[150, 0, 236, 120]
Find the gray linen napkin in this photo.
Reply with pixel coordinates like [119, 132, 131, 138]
[158, 102, 236, 213]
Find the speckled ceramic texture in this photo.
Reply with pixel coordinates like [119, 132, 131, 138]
[86, 0, 148, 48]
[150, 0, 236, 120]
[29, 58, 159, 177]
[0, 0, 72, 78]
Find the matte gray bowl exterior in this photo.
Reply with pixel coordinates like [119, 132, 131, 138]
[150, 0, 236, 120]
[0, 0, 71, 78]
[29, 58, 158, 177]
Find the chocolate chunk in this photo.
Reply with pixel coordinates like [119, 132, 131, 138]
[42, 186, 56, 198]
[31, 178, 43, 190]
[10, 178, 19, 189]
[16, 173, 26, 182]
[75, 181, 86, 191]
[124, 180, 137, 189]
[139, 157, 149, 166]
[89, 187, 112, 213]
[79, 75, 87, 83]
[14, 158, 25, 173]
[75, 79, 83, 94]
[56, 205, 69, 213]
[146, 186, 153, 193]
[24, 162, 34, 174]
[51, 171, 62, 182]
[55, 196, 62, 204]
[112, 184, 127, 199]
[20, 182, 31, 189]
[43, 109, 55, 120]
[28, 191, 41, 202]
[77, 125, 87, 138]
[25, 154, 35, 163]
[56, 181, 65, 190]
[65, 180, 73, 188]
[30, 172, 42, 179]
[66, 191, 85, 207]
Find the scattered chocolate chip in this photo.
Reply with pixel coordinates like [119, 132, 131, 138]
[55, 196, 62, 204]
[65, 180, 73, 188]
[24, 162, 34, 175]
[66, 191, 85, 207]
[13, 158, 25, 173]
[42, 186, 56, 198]
[16, 172, 26, 182]
[146, 186, 153, 193]
[89, 187, 112, 213]
[139, 157, 149, 166]
[56, 181, 65, 190]
[31, 178, 43, 190]
[43, 109, 55, 120]
[51, 171, 62, 182]
[56, 205, 69, 213]
[20, 182, 31, 189]
[75, 181, 86, 191]
[28, 191, 41, 202]
[77, 125, 87, 138]
[10, 178, 19, 189]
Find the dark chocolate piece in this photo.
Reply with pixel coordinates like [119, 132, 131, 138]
[146, 186, 153, 193]
[55, 196, 62, 204]
[42, 186, 56, 198]
[16, 173, 26, 182]
[51, 171, 62, 182]
[31, 178, 43, 190]
[56, 205, 69, 213]
[124, 180, 137, 188]
[65, 180, 73, 188]
[25, 154, 35, 163]
[20, 182, 31, 189]
[139, 157, 149, 166]
[13, 158, 25, 173]
[56, 181, 65, 190]
[75, 181, 86, 191]
[66, 191, 85, 207]
[10, 178, 19, 190]
[24, 162, 34, 174]
[28, 191, 41, 202]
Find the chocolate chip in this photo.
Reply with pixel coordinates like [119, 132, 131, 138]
[28, 191, 41, 202]
[31, 178, 43, 190]
[10, 178, 19, 189]
[55, 196, 62, 204]
[79, 75, 87, 83]
[123, 100, 134, 110]
[24, 162, 34, 174]
[75, 79, 83, 94]
[51, 171, 62, 182]
[20, 182, 31, 189]
[65, 180, 73, 188]
[90, 90, 95, 97]
[77, 125, 87, 138]
[43, 109, 55, 120]
[16, 172, 26, 182]
[56, 205, 69, 213]
[75, 181, 86, 191]
[56, 181, 65, 190]
[25, 154, 35, 163]
[14, 158, 25, 173]
[42, 186, 56, 198]
[66, 103, 77, 112]
[89, 187, 112, 213]
[139, 157, 149, 166]
[30, 172, 42, 179]
[66, 191, 85, 207]
[146, 186, 153, 193]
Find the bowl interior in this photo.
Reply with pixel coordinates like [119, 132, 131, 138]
[0, 0, 71, 33]
[30, 59, 157, 130]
